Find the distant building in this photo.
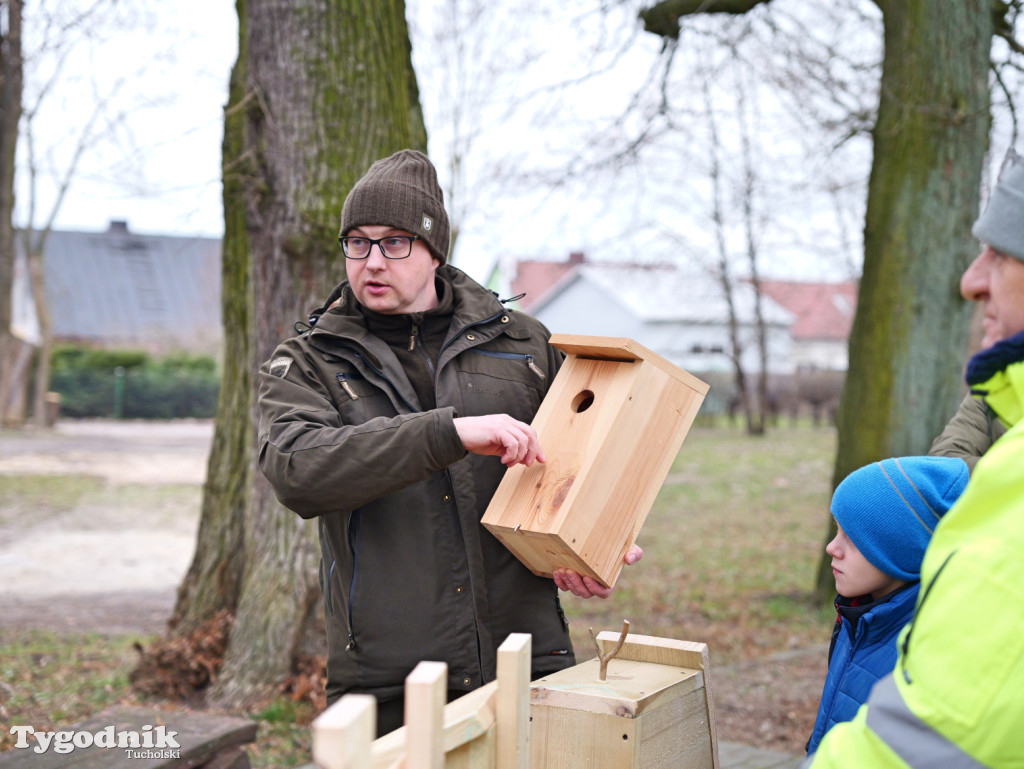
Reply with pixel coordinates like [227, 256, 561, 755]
[491, 252, 795, 377]
[758, 279, 857, 372]
[12, 220, 223, 356]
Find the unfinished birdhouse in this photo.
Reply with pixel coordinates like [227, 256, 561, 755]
[481, 334, 708, 587]
[529, 632, 719, 769]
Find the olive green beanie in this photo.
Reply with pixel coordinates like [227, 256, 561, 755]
[339, 149, 451, 264]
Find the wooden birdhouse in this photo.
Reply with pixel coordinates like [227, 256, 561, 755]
[481, 334, 709, 587]
[529, 631, 719, 769]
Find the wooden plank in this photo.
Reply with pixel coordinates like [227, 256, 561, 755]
[549, 334, 710, 394]
[495, 634, 530, 769]
[636, 687, 716, 769]
[0, 706, 256, 769]
[312, 694, 376, 769]
[528, 709, 636, 769]
[530, 658, 703, 718]
[371, 682, 498, 768]
[596, 633, 719, 769]
[561, 365, 704, 585]
[404, 661, 447, 769]
[595, 633, 708, 671]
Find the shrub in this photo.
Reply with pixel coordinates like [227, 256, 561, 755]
[49, 345, 220, 419]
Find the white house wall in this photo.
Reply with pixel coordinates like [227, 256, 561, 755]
[530, 278, 793, 377]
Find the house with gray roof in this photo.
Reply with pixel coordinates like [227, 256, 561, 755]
[13, 220, 223, 356]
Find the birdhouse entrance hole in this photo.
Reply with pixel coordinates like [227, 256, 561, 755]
[572, 389, 595, 412]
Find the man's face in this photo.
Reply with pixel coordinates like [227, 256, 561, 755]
[960, 245, 1024, 350]
[345, 225, 440, 314]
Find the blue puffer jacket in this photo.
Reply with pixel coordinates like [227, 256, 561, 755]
[806, 584, 919, 754]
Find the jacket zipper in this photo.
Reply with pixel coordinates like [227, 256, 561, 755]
[346, 511, 360, 651]
[336, 372, 360, 400]
[439, 311, 508, 358]
[470, 349, 545, 378]
[350, 351, 419, 413]
[899, 550, 955, 683]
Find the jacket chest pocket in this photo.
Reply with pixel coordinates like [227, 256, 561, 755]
[457, 350, 543, 424]
[331, 371, 394, 421]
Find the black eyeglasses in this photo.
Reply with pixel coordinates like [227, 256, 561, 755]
[339, 235, 422, 260]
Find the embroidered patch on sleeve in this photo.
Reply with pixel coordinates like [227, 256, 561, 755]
[270, 356, 293, 378]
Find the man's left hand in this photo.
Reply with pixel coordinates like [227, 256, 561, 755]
[552, 544, 644, 599]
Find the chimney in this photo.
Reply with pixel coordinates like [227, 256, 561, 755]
[108, 220, 129, 235]
[568, 251, 585, 265]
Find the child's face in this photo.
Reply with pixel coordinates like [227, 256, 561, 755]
[825, 523, 907, 600]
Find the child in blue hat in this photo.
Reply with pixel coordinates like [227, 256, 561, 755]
[805, 455, 969, 755]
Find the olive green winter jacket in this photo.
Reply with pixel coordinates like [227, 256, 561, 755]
[257, 265, 574, 705]
[928, 393, 1007, 471]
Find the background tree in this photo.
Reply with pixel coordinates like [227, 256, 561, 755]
[0, 0, 23, 427]
[1, 1, 170, 427]
[638, 0, 1014, 599]
[135, 0, 428, 707]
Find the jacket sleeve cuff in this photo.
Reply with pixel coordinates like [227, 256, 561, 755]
[433, 406, 468, 467]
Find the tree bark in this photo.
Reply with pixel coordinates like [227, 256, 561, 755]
[148, 0, 428, 708]
[820, 0, 993, 598]
[0, 0, 23, 427]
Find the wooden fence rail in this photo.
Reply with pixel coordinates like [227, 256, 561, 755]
[312, 631, 717, 769]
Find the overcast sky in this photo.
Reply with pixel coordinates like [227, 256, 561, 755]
[17, 1, 1019, 287]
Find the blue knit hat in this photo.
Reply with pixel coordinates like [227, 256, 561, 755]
[831, 457, 969, 581]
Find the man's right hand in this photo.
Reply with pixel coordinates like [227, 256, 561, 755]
[454, 415, 545, 467]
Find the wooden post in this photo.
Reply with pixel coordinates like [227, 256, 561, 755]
[496, 633, 531, 769]
[405, 661, 448, 769]
[311, 694, 376, 769]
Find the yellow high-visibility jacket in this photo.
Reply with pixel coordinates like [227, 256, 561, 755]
[806, 356, 1024, 768]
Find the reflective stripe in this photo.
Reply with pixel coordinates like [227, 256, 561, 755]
[865, 675, 988, 769]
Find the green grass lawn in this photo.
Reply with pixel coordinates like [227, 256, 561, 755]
[563, 422, 837, 665]
[0, 422, 838, 764]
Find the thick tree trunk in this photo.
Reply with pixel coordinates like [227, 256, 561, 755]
[819, 0, 993, 598]
[145, 0, 428, 708]
[0, 0, 23, 427]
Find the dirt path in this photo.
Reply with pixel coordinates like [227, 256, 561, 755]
[0, 419, 212, 635]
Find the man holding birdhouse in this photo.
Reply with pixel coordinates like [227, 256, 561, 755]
[805, 150, 1024, 768]
[256, 149, 640, 737]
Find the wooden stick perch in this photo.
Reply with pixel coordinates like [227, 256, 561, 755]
[590, 620, 630, 681]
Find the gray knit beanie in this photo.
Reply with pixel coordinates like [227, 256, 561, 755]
[340, 149, 451, 264]
[972, 149, 1024, 262]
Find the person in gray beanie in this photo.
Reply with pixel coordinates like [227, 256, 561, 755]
[256, 148, 641, 737]
[806, 456, 969, 755]
[930, 148, 1024, 469]
[805, 145, 1024, 766]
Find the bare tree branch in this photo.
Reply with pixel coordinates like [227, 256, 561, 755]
[640, 0, 773, 39]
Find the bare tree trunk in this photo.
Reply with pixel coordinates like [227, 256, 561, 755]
[703, 70, 755, 432]
[738, 71, 768, 436]
[144, 0, 428, 709]
[0, 0, 23, 427]
[27, 242, 51, 428]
